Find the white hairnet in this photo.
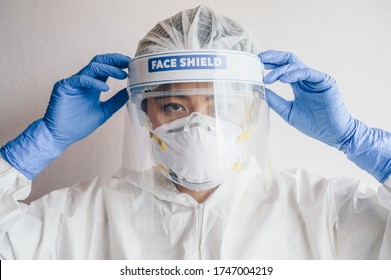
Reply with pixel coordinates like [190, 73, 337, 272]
[135, 5, 258, 56]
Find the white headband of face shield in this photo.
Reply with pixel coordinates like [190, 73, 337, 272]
[127, 50, 265, 93]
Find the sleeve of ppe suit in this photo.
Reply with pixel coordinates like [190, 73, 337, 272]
[0, 157, 31, 233]
[0, 156, 69, 259]
[378, 176, 391, 211]
[384, 176, 391, 189]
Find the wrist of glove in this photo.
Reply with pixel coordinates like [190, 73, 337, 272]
[340, 120, 391, 183]
[0, 119, 68, 180]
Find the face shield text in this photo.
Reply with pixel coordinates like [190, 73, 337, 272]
[148, 55, 226, 72]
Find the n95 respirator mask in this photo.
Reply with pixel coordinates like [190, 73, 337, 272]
[150, 113, 249, 190]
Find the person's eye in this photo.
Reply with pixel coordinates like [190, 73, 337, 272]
[164, 103, 185, 112]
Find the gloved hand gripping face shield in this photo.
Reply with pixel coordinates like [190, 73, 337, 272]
[125, 50, 268, 191]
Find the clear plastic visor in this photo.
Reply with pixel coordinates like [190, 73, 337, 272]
[131, 82, 264, 131]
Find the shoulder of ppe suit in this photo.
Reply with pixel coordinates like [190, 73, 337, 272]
[275, 168, 391, 212]
[0, 154, 127, 209]
[28, 175, 126, 216]
[269, 168, 331, 202]
[326, 175, 391, 212]
[268, 168, 382, 205]
[58, 175, 129, 211]
[44, 169, 176, 212]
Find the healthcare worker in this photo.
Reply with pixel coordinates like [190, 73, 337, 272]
[0, 5, 391, 259]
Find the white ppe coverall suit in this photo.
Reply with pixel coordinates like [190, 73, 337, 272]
[1, 156, 390, 259]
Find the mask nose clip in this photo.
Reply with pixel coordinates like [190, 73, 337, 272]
[184, 113, 212, 132]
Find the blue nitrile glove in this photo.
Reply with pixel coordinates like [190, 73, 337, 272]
[0, 53, 131, 180]
[259, 50, 391, 183]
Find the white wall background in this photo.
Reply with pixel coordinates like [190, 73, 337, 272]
[1, 0, 390, 202]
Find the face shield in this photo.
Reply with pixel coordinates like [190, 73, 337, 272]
[123, 50, 269, 191]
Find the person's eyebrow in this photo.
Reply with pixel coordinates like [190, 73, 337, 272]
[152, 95, 191, 101]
